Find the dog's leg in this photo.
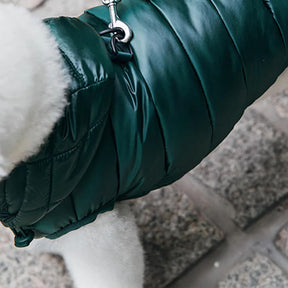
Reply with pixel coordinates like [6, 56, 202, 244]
[62, 202, 145, 288]
[30, 202, 145, 288]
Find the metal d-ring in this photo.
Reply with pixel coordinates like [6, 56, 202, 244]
[99, 27, 134, 58]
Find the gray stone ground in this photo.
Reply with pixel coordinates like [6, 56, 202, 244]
[191, 109, 288, 228]
[0, 229, 73, 288]
[218, 254, 288, 288]
[2, 1, 288, 288]
[130, 186, 224, 288]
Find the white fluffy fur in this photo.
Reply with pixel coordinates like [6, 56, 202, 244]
[33, 0, 100, 17]
[0, 3, 70, 178]
[0, 3, 145, 288]
[29, 202, 145, 288]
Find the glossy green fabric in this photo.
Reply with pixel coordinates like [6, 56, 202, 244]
[1, 0, 288, 247]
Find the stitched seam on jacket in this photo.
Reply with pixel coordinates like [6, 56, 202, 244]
[47, 150, 54, 212]
[83, 11, 170, 174]
[70, 78, 113, 96]
[130, 58, 170, 174]
[25, 78, 113, 165]
[70, 193, 79, 221]
[85, 11, 109, 29]
[148, 0, 214, 150]
[3, 180, 7, 212]
[78, 12, 108, 36]
[208, 0, 249, 105]
[41, 197, 116, 239]
[9, 113, 107, 224]
[51, 124, 107, 216]
[2, 166, 28, 223]
[8, 118, 107, 226]
[84, 9, 172, 175]
[82, 9, 171, 172]
[9, 165, 30, 226]
[58, 48, 86, 87]
[26, 113, 107, 165]
[108, 113, 121, 198]
[12, 200, 62, 214]
[8, 19, 114, 227]
[0, 181, 9, 215]
[263, 0, 287, 57]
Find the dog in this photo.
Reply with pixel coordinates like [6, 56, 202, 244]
[1, 0, 288, 287]
[0, 2, 144, 288]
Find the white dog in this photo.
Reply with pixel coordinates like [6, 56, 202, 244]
[0, 3, 145, 288]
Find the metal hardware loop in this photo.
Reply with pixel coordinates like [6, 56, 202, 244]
[101, 0, 133, 44]
[99, 27, 134, 59]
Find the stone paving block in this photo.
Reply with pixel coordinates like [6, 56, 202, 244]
[218, 254, 288, 288]
[191, 109, 288, 228]
[268, 88, 288, 119]
[130, 185, 224, 288]
[0, 227, 73, 288]
[275, 222, 288, 258]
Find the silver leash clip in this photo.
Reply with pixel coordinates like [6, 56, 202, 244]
[102, 0, 133, 44]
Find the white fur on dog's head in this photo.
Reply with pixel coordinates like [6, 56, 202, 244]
[0, 3, 70, 178]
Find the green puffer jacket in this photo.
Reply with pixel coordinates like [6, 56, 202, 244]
[1, 0, 288, 247]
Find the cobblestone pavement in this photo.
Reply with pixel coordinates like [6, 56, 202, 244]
[2, 1, 288, 288]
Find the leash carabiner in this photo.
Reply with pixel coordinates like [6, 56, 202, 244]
[101, 0, 133, 44]
[100, 0, 134, 62]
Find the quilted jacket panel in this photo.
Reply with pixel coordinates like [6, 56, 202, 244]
[0, 0, 288, 247]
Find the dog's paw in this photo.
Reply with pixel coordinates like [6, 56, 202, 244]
[0, 3, 70, 178]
